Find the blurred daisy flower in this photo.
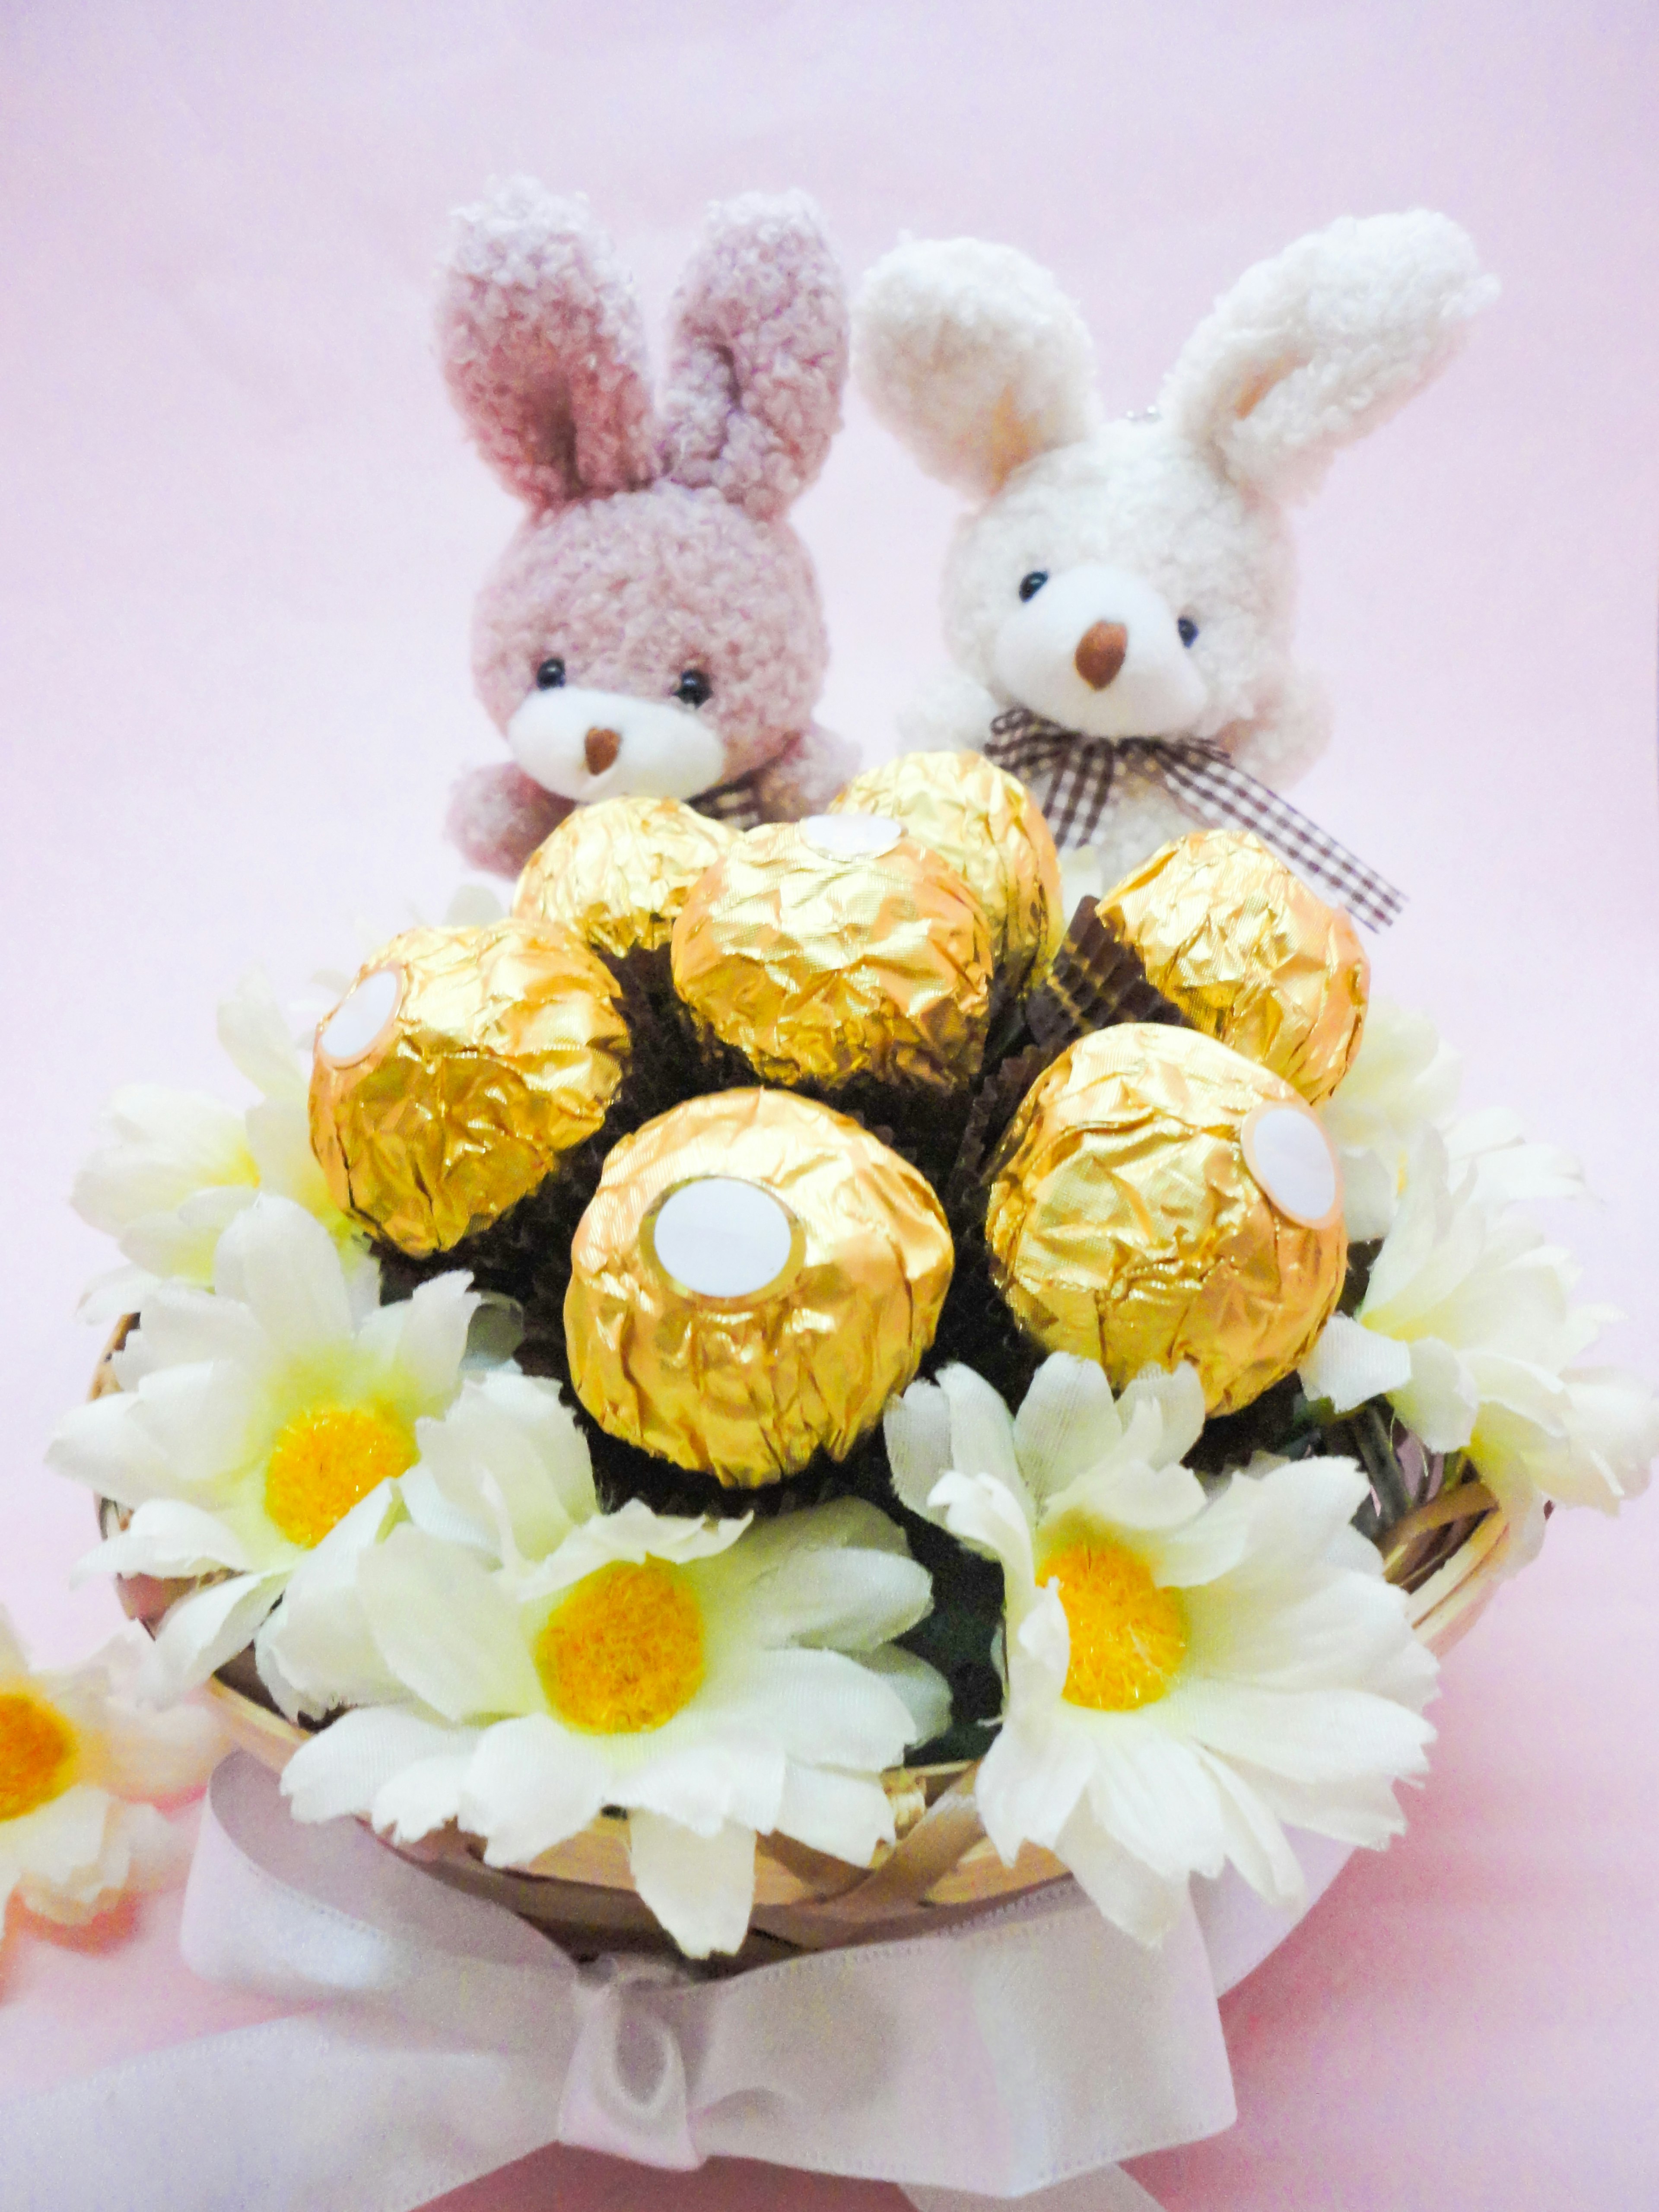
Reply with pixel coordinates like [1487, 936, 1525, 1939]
[50, 1195, 478, 1701]
[885, 1355, 1435, 1946]
[0, 1609, 220, 1929]
[73, 971, 371, 1320]
[1302, 1130, 1658, 1555]
[280, 1376, 946, 1958]
[1319, 998, 1579, 1240]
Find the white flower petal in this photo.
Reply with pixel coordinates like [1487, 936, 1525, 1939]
[882, 1378, 955, 1519]
[628, 1812, 755, 1959]
[412, 1371, 595, 1564]
[217, 969, 307, 1103]
[255, 1482, 404, 1720]
[76, 1498, 254, 1583]
[938, 1364, 1030, 1509]
[356, 1272, 479, 1416]
[1391, 1337, 1479, 1452]
[1196, 1751, 1306, 1911]
[142, 1573, 286, 1699]
[773, 1763, 896, 1865]
[732, 1545, 932, 1653]
[1167, 1678, 1433, 1792]
[855, 1646, 952, 1746]
[48, 1392, 178, 1510]
[359, 1527, 543, 1722]
[1300, 1313, 1414, 1414]
[282, 1706, 479, 1825]
[1081, 1717, 1227, 1886]
[1011, 1354, 1125, 1500]
[373, 1754, 476, 1846]
[460, 1715, 610, 1862]
[213, 1196, 353, 1360]
[696, 1646, 918, 1771]
[618, 1732, 787, 1837]
[974, 1696, 1093, 1861]
[931, 1470, 1037, 1580]
[1053, 1798, 1188, 1948]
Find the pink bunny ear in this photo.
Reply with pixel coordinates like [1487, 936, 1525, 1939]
[659, 192, 848, 521]
[437, 179, 658, 510]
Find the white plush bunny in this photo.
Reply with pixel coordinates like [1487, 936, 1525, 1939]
[853, 213, 1496, 903]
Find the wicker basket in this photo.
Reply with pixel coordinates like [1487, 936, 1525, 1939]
[92, 1323, 1512, 1966]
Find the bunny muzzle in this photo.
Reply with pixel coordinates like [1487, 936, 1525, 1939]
[992, 563, 1207, 741]
[508, 685, 729, 805]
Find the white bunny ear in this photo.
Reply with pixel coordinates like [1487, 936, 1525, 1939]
[853, 238, 1096, 497]
[1159, 211, 1497, 502]
[436, 178, 659, 509]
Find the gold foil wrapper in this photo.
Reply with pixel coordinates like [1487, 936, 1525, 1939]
[985, 1025, 1345, 1415]
[566, 1088, 954, 1487]
[829, 750, 1065, 997]
[671, 818, 993, 1095]
[513, 796, 734, 960]
[1099, 830, 1368, 1105]
[310, 920, 629, 1257]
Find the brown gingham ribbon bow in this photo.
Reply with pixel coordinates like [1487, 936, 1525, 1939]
[690, 766, 769, 830]
[985, 709, 1405, 931]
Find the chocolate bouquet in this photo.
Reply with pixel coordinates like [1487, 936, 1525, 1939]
[47, 751, 1655, 1977]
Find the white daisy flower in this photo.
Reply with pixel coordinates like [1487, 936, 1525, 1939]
[885, 1355, 1436, 1947]
[1301, 1130, 1659, 1555]
[279, 1389, 947, 1958]
[1319, 998, 1579, 1239]
[0, 1609, 222, 1928]
[73, 970, 370, 1320]
[49, 1194, 478, 1702]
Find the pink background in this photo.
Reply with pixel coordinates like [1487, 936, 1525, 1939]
[3, 3, 1657, 2204]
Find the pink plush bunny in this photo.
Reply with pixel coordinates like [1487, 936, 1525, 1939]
[440, 181, 856, 876]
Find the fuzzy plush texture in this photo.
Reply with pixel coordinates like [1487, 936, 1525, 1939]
[855, 213, 1496, 890]
[441, 182, 852, 877]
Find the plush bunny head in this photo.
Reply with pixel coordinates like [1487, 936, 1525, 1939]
[442, 182, 855, 876]
[854, 214, 1495, 890]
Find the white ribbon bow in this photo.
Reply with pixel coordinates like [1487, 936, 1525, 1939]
[0, 1755, 1349, 2212]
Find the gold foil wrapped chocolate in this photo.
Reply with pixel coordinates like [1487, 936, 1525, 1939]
[513, 796, 734, 961]
[671, 816, 993, 1094]
[828, 751, 1064, 996]
[310, 920, 629, 1256]
[1099, 830, 1368, 1105]
[566, 1089, 954, 1487]
[985, 1025, 1345, 1415]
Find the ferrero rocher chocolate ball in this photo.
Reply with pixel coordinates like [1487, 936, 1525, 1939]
[565, 1089, 954, 1487]
[513, 796, 734, 961]
[1098, 830, 1368, 1105]
[671, 815, 994, 1095]
[828, 751, 1065, 997]
[985, 1025, 1346, 1415]
[309, 920, 629, 1257]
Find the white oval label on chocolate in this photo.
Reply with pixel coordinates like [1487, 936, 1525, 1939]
[649, 1178, 798, 1299]
[317, 965, 403, 1067]
[801, 813, 904, 861]
[1241, 1103, 1341, 1229]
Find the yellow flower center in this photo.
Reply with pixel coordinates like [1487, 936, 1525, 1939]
[1041, 1541, 1188, 1711]
[0, 1690, 78, 1822]
[534, 1560, 706, 1735]
[263, 1404, 416, 1549]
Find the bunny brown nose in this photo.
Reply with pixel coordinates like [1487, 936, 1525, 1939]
[1075, 622, 1128, 690]
[584, 726, 622, 777]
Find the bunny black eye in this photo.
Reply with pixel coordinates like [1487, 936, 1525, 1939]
[535, 657, 566, 690]
[674, 669, 713, 708]
[1018, 571, 1049, 602]
[1176, 617, 1199, 648]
